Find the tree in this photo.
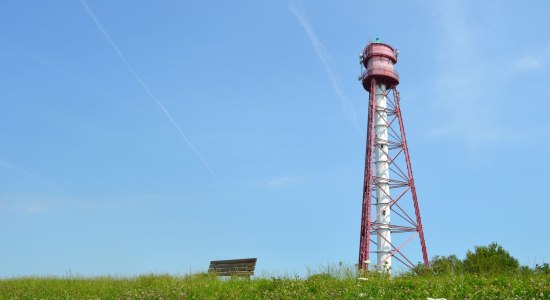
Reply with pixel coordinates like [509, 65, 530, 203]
[410, 255, 464, 276]
[534, 263, 549, 275]
[463, 242, 519, 274]
[430, 255, 464, 275]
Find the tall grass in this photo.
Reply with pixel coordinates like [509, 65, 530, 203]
[0, 265, 548, 299]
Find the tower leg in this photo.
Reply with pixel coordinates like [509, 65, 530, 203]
[359, 79, 376, 270]
[394, 89, 429, 267]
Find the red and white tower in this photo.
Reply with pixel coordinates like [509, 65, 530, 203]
[358, 38, 429, 273]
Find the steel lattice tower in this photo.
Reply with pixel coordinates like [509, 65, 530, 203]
[358, 38, 429, 273]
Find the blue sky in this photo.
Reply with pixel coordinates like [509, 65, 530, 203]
[1, 0, 549, 277]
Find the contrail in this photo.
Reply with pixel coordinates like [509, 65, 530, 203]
[0, 38, 141, 112]
[288, 0, 363, 136]
[0, 158, 58, 191]
[79, 0, 225, 189]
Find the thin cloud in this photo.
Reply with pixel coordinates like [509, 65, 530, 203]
[265, 176, 294, 188]
[79, 0, 226, 190]
[0, 200, 47, 214]
[514, 55, 542, 71]
[424, 124, 460, 138]
[426, 0, 504, 144]
[288, 0, 362, 135]
[0, 38, 141, 112]
[0, 158, 58, 191]
[513, 44, 550, 72]
[0, 193, 195, 214]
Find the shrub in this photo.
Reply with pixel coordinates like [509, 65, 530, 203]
[430, 255, 464, 275]
[534, 263, 550, 275]
[463, 242, 519, 274]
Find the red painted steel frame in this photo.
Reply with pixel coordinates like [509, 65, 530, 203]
[358, 80, 429, 271]
[359, 79, 376, 269]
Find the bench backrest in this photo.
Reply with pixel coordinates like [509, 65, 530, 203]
[208, 258, 257, 277]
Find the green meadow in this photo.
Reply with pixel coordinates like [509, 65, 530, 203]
[1, 271, 548, 299]
[2, 244, 548, 299]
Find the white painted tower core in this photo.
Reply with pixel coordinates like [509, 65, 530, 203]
[374, 83, 391, 273]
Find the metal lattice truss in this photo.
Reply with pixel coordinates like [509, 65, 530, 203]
[359, 79, 429, 271]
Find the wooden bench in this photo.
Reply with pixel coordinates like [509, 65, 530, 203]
[208, 258, 257, 277]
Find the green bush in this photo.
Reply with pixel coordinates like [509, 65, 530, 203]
[535, 263, 550, 275]
[431, 255, 464, 275]
[410, 262, 434, 276]
[463, 242, 519, 274]
[410, 255, 464, 276]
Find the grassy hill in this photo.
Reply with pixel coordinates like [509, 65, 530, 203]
[1, 272, 547, 299]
